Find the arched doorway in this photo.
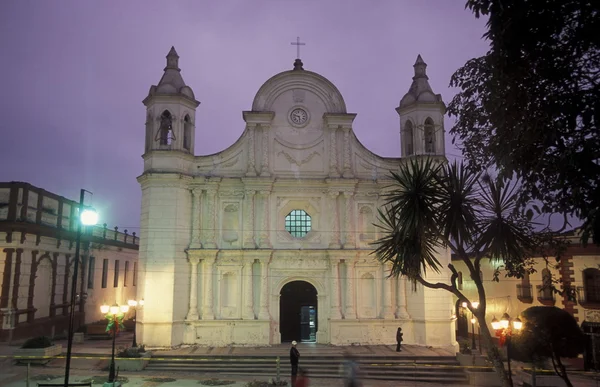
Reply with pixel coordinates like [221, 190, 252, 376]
[280, 281, 317, 343]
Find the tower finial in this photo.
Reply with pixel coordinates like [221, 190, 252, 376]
[293, 58, 304, 71]
[166, 46, 180, 71]
[413, 54, 427, 79]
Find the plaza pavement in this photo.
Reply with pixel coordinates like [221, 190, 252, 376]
[1, 332, 599, 386]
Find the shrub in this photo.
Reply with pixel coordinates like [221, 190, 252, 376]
[117, 345, 146, 358]
[21, 336, 53, 349]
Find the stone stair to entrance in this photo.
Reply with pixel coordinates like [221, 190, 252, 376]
[146, 354, 468, 384]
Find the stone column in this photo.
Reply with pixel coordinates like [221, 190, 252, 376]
[190, 188, 203, 249]
[342, 191, 355, 249]
[186, 255, 200, 320]
[396, 276, 410, 319]
[260, 125, 271, 177]
[330, 258, 342, 319]
[329, 126, 338, 177]
[246, 125, 257, 176]
[243, 260, 254, 319]
[345, 259, 356, 319]
[258, 191, 271, 248]
[243, 190, 256, 248]
[203, 257, 216, 319]
[258, 257, 270, 320]
[205, 188, 217, 248]
[342, 127, 353, 177]
[382, 264, 394, 319]
[328, 192, 341, 248]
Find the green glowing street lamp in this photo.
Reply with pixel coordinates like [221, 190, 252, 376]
[64, 189, 98, 387]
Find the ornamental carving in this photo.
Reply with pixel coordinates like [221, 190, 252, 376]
[585, 310, 600, 323]
[277, 150, 320, 167]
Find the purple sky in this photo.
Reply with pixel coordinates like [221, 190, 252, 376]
[0, 1, 489, 233]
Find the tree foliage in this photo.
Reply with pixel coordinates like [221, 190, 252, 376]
[511, 306, 585, 387]
[448, 0, 600, 245]
[373, 157, 543, 386]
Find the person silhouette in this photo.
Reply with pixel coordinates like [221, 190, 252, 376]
[396, 327, 404, 352]
[290, 340, 300, 386]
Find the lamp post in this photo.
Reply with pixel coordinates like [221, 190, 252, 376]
[101, 302, 129, 384]
[64, 189, 98, 387]
[471, 301, 479, 351]
[491, 313, 522, 387]
[127, 299, 144, 348]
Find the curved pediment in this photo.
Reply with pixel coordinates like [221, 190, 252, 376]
[252, 69, 347, 114]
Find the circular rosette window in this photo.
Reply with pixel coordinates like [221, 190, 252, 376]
[285, 209, 312, 238]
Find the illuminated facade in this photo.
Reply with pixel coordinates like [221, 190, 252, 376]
[137, 47, 455, 349]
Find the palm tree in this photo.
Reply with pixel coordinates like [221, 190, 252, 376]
[373, 158, 539, 387]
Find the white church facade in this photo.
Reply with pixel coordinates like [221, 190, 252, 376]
[137, 46, 456, 350]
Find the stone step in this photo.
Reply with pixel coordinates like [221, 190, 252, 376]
[145, 356, 468, 383]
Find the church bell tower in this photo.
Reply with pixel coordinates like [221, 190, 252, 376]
[142, 46, 200, 159]
[396, 55, 446, 158]
[137, 47, 200, 347]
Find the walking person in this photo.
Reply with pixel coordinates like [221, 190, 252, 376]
[341, 352, 361, 387]
[290, 340, 300, 386]
[295, 368, 310, 387]
[396, 327, 403, 352]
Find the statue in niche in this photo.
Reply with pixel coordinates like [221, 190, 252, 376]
[222, 204, 239, 244]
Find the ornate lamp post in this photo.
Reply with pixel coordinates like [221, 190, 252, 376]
[64, 189, 98, 387]
[101, 302, 129, 384]
[492, 313, 522, 387]
[127, 299, 144, 348]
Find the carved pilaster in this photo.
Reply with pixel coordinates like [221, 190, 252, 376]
[342, 191, 355, 249]
[260, 125, 270, 177]
[329, 126, 339, 177]
[330, 258, 342, 319]
[382, 263, 394, 319]
[190, 188, 203, 248]
[243, 260, 254, 319]
[328, 191, 341, 248]
[186, 254, 200, 320]
[258, 257, 271, 319]
[205, 188, 217, 248]
[246, 125, 257, 176]
[396, 276, 410, 319]
[243, 190, 256, 248]
[258, 191, 271, 248]
[345, 258, 356, 319]
[203, 256, 216, 319]
[342, 127, 353, 177]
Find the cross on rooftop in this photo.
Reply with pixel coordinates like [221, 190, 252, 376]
[291, 37, 306, 59]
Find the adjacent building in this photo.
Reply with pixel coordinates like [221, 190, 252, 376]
[0, 182, 139, 341]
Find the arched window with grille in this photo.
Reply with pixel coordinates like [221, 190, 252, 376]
[583, 268, 600, 303]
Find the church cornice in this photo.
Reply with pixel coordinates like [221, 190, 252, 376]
[242, 111, 275, 125]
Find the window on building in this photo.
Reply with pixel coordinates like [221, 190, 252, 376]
[538, 268, 554, 301]
[87, 256, 95, 289]
[457, 271, 463, 290]
[101, 259, 108, 288]
[133, 262, 138, 286]
[584, 268, 600, 303]
[424, 117, 435, 153]
[404, 121, 414, 156]
[285, 209, 312, 238]
[124, 261, 129, 287]
[114, 260, 120, 288]
[183, 115, 192, 150]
